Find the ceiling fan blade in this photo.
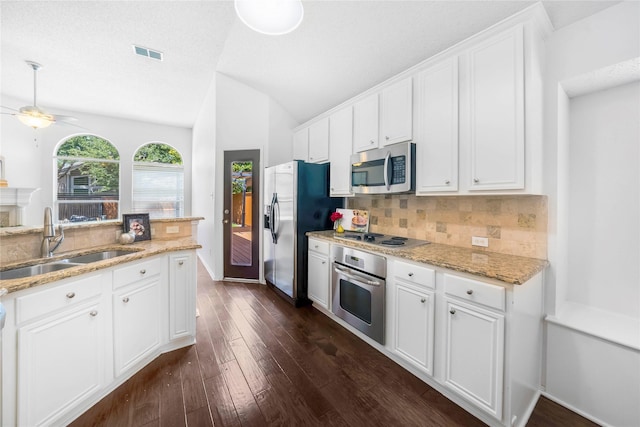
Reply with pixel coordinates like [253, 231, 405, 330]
[56, 120, 88, 130]
[1, 105, 20, 113]
[53, 114, 78, 123]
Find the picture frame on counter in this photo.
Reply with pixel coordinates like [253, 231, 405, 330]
[122, 213, 151, 242]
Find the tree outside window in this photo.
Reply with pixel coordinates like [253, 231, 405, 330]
[56, 135, 120, 222]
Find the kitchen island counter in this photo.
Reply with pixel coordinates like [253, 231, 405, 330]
[307, 230, 547, 285]
[0, 237, 201, 294]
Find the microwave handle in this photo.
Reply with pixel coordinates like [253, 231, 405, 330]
[383, 151, 391, 190]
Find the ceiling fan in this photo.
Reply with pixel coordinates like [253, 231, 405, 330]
[1, 60, 78, 129]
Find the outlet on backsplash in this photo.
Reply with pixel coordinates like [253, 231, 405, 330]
[346, 195, 548, 259]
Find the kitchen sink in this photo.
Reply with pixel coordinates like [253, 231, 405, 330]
[0, 249, 140, 280]
[64, 250, 138, 264]
[0, 261, 81, 280]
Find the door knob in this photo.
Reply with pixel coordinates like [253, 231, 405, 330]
[224, 209, 230, 214]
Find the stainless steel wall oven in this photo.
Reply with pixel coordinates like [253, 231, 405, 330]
[331, 245, 386, 344]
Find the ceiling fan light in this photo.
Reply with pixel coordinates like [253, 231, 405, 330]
[235, 0, 304, 35]
[17, 107, 54, 129]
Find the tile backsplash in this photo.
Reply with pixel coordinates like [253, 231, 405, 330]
[347, 195, 547, 259]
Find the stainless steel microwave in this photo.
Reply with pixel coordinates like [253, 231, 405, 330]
[350, 142, 416, 194]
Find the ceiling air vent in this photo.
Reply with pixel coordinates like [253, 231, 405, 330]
[132, 45, 163, 61]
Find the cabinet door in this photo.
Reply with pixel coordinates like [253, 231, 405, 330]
[353, 93, 379, 152]
[17, 301, 105, 427]
[308, 117, 330, 163]
[380, 77, 413, 146]
[467, 25, 524, 190]
[293, 128, 309, 161]
[169, 252, 196, 340]
[394, 283, 435, 375]
[113, 277, 162, 376]
[329, 106, 354, 196]
[415, 58, 459, 193]
[444, 298, 504, 419]
[307, 250, 330, 310]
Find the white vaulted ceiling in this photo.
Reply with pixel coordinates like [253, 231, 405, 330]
[0, 1, 621, 128]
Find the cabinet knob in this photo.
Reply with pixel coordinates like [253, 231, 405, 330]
[331, 187, 335, 191]
[370, 140, 375, 145]
[473, 178, 479, 183]
[449, 309, 456, 315]
[445, 180, 450, 185]
[178, 261, 184, 266]
[408, 272, 414, 277]
[140, 269, 146, 275]
[385, 136, 390, 140]
[66, 292, 76, 299]
[322, 261, 326, 265]
[310, 156, 314, 160]
[123, 297, 130, 303]
[466, 289, 474, 295]
[89, 310, 98, 317]
[420, 298, 426, 303]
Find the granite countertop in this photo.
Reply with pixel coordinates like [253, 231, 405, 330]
[0, 237, 201, 294]
[307, 230, 548, 285]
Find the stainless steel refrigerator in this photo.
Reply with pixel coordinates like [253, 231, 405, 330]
[264, 161, 343, 306]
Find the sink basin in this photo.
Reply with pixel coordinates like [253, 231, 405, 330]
[0, 262, 80, 280]
[64, 250, 138, 264]
[0, 249, 140, 280]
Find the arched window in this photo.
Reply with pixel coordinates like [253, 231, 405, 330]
[132, 143, 184, 218]
[55, 135, 120, 222]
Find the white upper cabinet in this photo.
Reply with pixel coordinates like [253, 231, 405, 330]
[329, 106, 354, 196]
[380, 77, 413, 146]
[293, 128, 309, 162]
[308, 117, 330, 164]
[465, 25, 525, 191]
[415, 57, 459, 193]
[353, 93, 379, 152]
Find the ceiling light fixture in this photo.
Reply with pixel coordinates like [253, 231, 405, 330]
[234, 0, 304, 35]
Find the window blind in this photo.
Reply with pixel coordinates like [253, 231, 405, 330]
[132, 163, 184, 218]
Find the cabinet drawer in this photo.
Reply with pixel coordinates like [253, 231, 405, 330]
[394, 261, 435, 289]
[16, 274, 102, 324]
[113, 257, 163, 289]
[308, 239, 330, 256]
[444, 274, 505, 311]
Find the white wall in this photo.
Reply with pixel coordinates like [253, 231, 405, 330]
[0, 95, 192, 226]
[267, 98, 296, 167]
[191, 75, 218, 277]
[543, 3, 640, 425]
[567, 82, 639, 317]
[545, 0, 640, 317]
[191, 73, 297, 280]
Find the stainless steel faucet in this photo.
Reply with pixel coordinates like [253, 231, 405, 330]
[41, 207, 64, 258]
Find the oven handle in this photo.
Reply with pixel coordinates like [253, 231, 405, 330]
[383, 151, 391, 190]
[333, 265, 382, 287]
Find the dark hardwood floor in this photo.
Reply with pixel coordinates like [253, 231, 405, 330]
[70, 262, 597, 427]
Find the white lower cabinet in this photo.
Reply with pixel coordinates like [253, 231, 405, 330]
[307, 238, 331, 310]
[443, 297, 504, 419]
[1, 250, 198, 427]
[169, 252, 196, 340]
[113, 276, 162, 376]
[16, 275, 107, 427]
[394, 283, 435, 375]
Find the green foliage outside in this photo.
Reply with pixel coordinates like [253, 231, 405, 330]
[134, 143, 183, 164]
[57, 135, 119, 194]
[232, 161, 252, 195]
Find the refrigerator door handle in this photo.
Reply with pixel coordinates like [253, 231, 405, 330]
[272, 193, 280, 244]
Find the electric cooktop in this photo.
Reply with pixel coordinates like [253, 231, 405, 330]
[333, 231, 430, 250]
